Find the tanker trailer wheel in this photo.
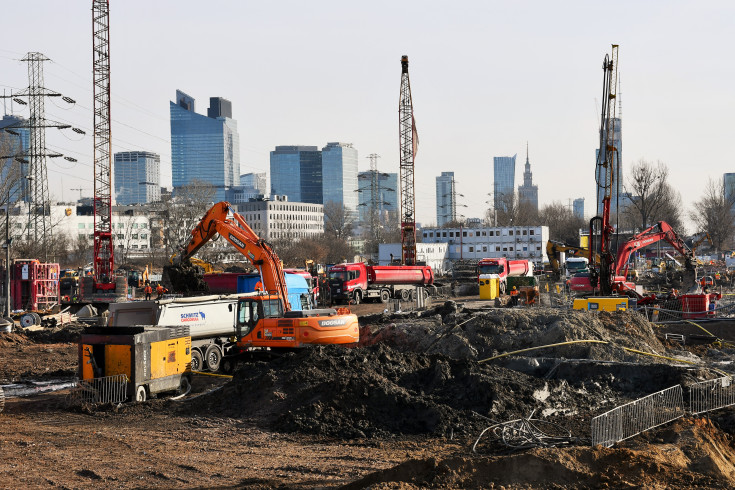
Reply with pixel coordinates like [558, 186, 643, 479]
[380, 290, 390, 303]
[20, 313, 40, 328]
[135, 385, 147, 402]
[400, 289, 410, 301]
[205, 344, 222, 372]
[191, 350, 203, 372]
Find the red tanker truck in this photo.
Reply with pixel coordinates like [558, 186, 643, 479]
[477, 258, 533, 295]
[327, 262, 434, 304]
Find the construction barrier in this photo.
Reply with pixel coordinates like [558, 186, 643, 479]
[590, 385, 686, 447]
[690, 376, 735, 415]
[69, 374, 128, 406]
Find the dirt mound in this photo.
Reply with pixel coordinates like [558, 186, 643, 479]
[22, 322, 86, 344]
[343, 418, 735, 489]
[182, 343, 699, 439]
[0, 331, 33, 346]
[360, 305, 668, 363]
[162, 263, 209, 295]
[185, 344, 580, 438]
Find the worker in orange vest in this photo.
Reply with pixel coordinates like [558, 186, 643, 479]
[509, 286, 519, 307]
[144, 284, 153, 301]
[156, 283, 167, 299]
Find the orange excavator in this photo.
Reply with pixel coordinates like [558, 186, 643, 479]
[175, 201, 359, 350]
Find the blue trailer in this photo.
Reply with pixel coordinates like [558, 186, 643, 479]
[237, 273, 311, 311]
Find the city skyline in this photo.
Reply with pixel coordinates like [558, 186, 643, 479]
[1, 1, 733, 230]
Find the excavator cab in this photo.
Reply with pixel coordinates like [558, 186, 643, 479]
[236, 298, 261, 337]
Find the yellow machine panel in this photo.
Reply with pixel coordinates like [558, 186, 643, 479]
[479, 277, 499, 300]
[150, 338, 191, 380]
[105, 344, 132, 378]
[573, 297, 628, 312]
[81, 344, 94, 380]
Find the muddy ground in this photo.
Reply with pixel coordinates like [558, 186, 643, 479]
[2, 298, 735, 488]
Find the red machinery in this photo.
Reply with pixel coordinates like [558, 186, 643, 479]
[328, 262, 434, 304]
[11, 259, 60, 311]
[477, 258, 533, 295]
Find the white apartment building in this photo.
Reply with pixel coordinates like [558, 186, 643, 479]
[235, 195, 324, 240]
[378, 243, 450, 274]
[421, 225, 549, 265]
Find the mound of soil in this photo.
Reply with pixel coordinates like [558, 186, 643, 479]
[182, 343, 702, 440]
[344, 418, 735, 489]
[163, 263, 209, 295]
[360, 306, 669, 364]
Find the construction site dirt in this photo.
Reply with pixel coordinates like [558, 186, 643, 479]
[2, 299, 735, 488]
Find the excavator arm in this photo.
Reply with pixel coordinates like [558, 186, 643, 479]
[179, 202, 291, 311]
[546, 240, 599, 277]
[614, 221, 696, 291]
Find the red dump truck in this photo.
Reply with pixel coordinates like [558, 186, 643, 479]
[327, 262, 434, 304]
[477, 258, 533, 295]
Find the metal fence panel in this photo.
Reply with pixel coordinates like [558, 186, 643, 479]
[690, 376, 735, 415]
[70, 374, 128, 405]
[591, 385, 685, 447]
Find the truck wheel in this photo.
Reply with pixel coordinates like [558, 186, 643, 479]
[400, 289, 410, 301]
[135, 385, 147, 402]
[191, 350, 203, 372]
[380, 290, 390, 303]
[500, 282, 507, 295]
[353, 290, 362, 305]
[205, 344, 222, 372]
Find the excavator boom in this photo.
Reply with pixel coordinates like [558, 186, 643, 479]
[180, 202, 291, 311]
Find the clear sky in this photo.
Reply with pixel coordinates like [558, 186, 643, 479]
[1, 1, 733, 231]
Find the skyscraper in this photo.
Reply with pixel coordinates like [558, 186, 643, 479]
[0, 114, 30, 202]
[270, 146, 322, 203]
[357, 171, 398, 224]
[114, 151, 161, 205]
[436, 171, 456, 226]
[517, 145, 538, 212]
[240, 172, 267, 195]
[170, 90, 240, 201]
[573, 198, 585, 220]
[493, 154, 516, 212]
[321, 142, 358, 216]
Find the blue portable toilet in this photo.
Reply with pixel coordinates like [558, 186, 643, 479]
[237, 273, 311, 310]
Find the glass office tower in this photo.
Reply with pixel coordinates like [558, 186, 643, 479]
[321, 142, 358, 217]
[114, 151, 161, 205]
[493, 154, 517, 212]
[270, 145, 322, 204]
[436, 171, 456, 226]
[0, 114, 30, 202]
[170, 90, 240, 201]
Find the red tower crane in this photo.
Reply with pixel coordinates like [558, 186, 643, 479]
[398, 55, 418, 265]
[91, 0, 117, 291]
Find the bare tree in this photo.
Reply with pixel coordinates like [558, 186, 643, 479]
[689, 178, 735, 251]
[539, 201, 586, 245]
[622, 160, 683, 231]
[488, 192, 538, 227]
[323, 201, 354, 241]
[161, 179, 216, 259]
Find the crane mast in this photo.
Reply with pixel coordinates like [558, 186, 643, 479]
[589, 44, 619, 296]
[398, 55, 417, 265]
[92, 0, 115, 289]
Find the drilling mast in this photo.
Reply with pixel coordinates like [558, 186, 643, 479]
[398, 55, 417, 265]
[92, 0, 115, 289]
[589, 44, 619, 295]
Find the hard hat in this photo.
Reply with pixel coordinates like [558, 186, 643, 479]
[512, 286, 517, 290]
